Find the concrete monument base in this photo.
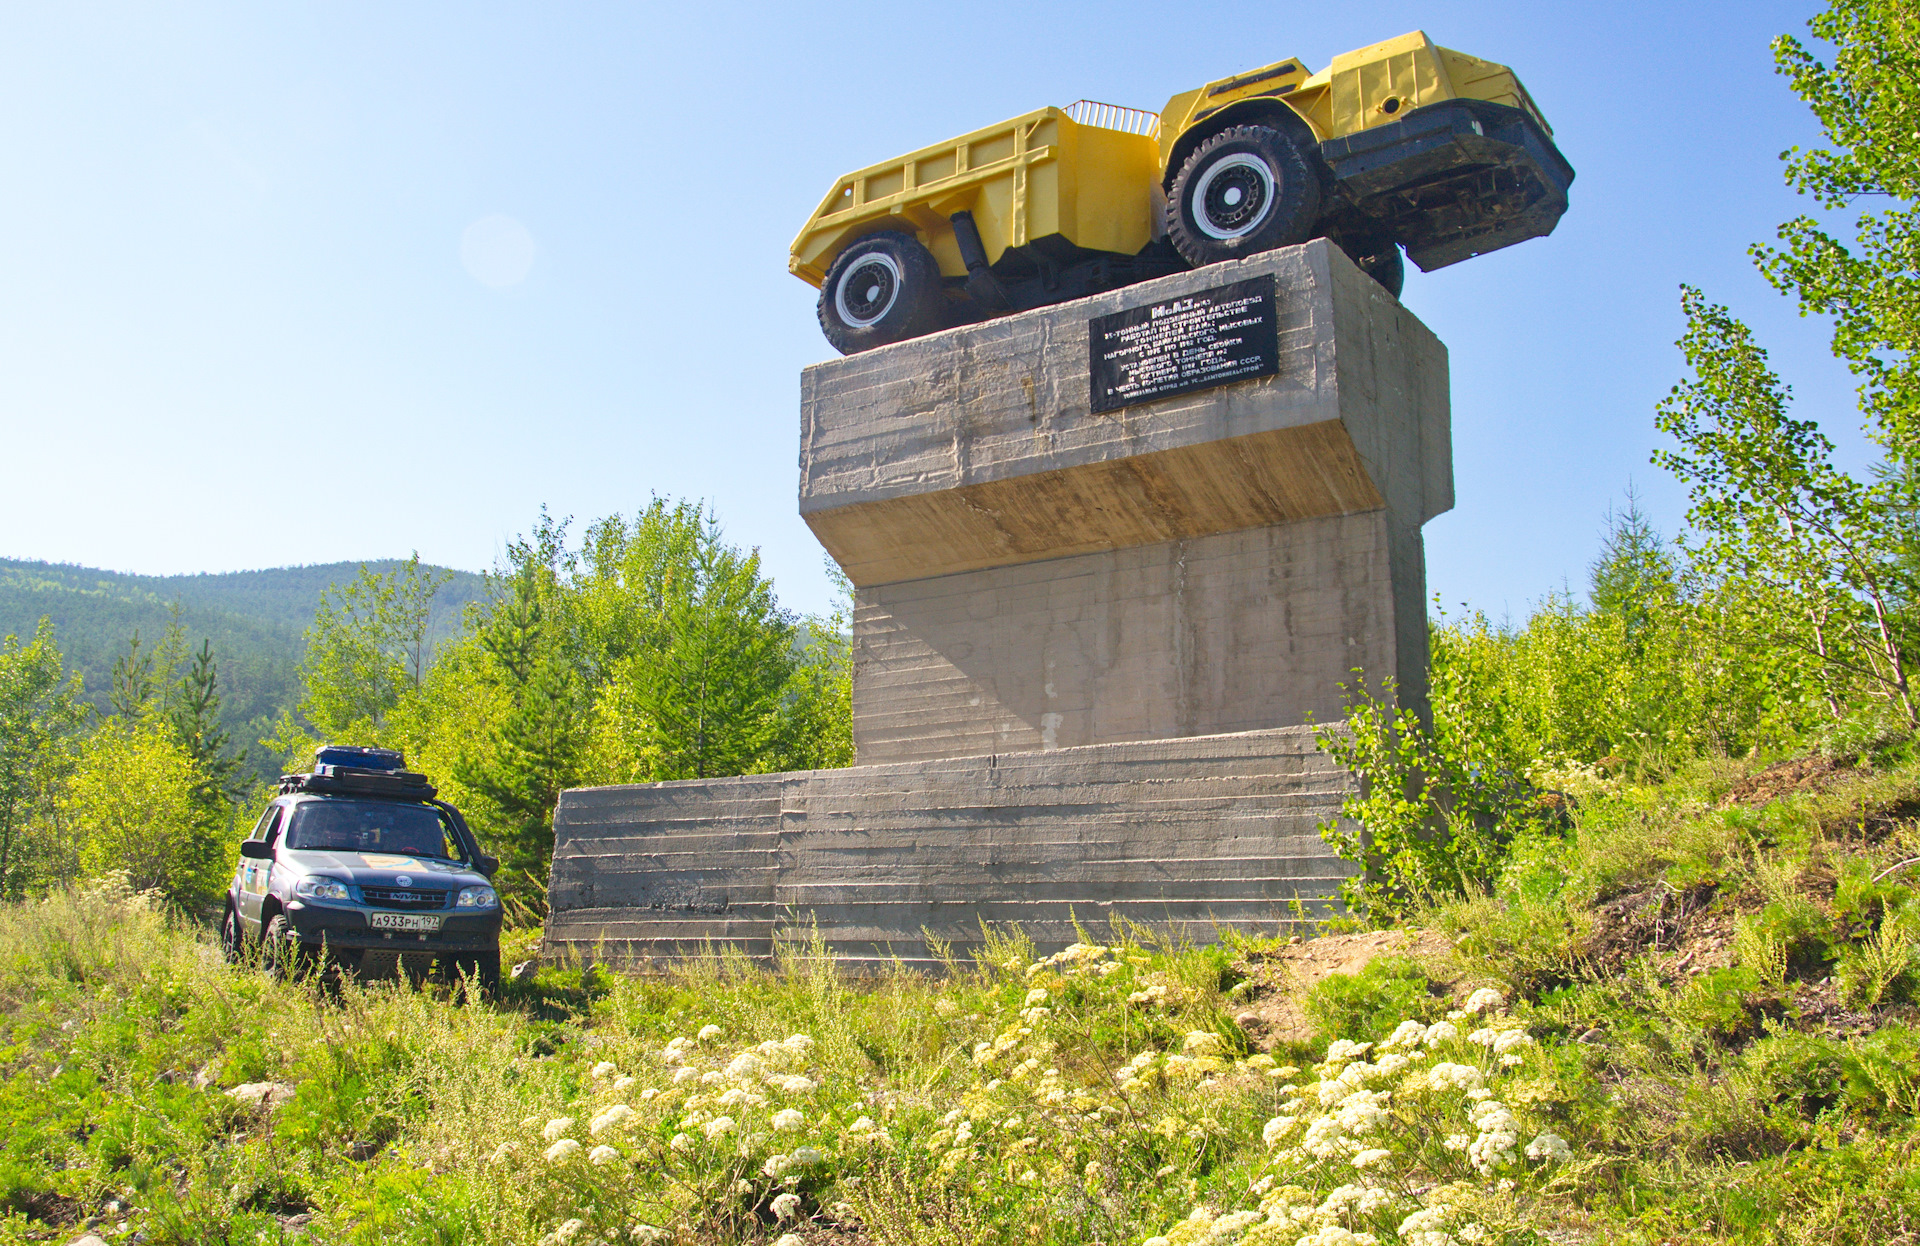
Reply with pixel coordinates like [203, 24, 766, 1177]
[543, 240, 1452, 969]
[545, 725, 1353, 971]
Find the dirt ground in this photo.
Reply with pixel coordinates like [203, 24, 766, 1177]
[1230, 928, 1456, 1047]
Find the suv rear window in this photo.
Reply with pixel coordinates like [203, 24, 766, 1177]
[284, 800, 461, 860]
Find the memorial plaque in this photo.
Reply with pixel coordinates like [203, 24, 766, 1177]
[1088, 274, 1278, 414]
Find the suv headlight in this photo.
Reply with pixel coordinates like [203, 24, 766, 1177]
[295, 876, 351, 902]
[456, 884, 499, 909]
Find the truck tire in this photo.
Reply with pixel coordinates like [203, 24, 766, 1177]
[1167, 125, 1322, 267]
[1336, 235, 1405, 298]
[818, 231, 949, 354]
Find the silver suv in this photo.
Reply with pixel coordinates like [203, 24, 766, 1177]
[221, 746, 503, 991]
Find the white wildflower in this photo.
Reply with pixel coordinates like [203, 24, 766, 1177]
[1385, 1020, 1428, 1049]
[1500, 1053, 1526, 1067]
[590, 1060, 617, 1080]
[1261, 1116, 1297, 1147]
[772, 1108, 805, 1131]
[1467, 1028, 1499, 1048]
[1183, 1031, 1226, 1055]
[1294, 1227, 1377, 1246]
[555, 1220, 586, 1244]
[1459, 1226, 1487, 1243]
[791, 1145, 825, 1165]
[697, 1023, 723, 1041]
[771, 1073, 817, 1094]
[1443, 1133, 1470, 1150]
[774, 1236, 804, 1246]
[1324, 1039, 1373, 1063]
[612, 1075, 636, 1092]
[669, 1132, 691, 1152]
[1492, 1030, 1535, 1054]
[487, 1141, 518, 1164]
[590, 1104, 635, 1135]
[543, 1138, 582, 1163]
[1525, 1132, 1572, 1162]
[671, 1066, 699, 1085]
[589, 1144, 620, 1165]
[1211, 1209, 1261, 1236]
[781, 1034, 814, 1056]
[1423, 1020, 1459, 1045]
[724, 1052, 764, 1080]
[716, 1087, 748, 1107]
[771, 1192, 803, 1221]
[702, 1115, 736, 1140]
[1464, 987, 1504, 1014]
[541, 1117, 574, 1141]
[1025, 987, 1050, 1006]
[1425, 1061, 1484, 1092]
[630, 1225, 666, 1244]
[640, 1087, 658, 1101]
[1350, 1147, 1391, 1169]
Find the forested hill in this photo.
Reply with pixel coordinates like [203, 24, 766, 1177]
[0, 558, 488, 777]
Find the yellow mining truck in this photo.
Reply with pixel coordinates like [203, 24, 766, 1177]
[791, 31, 1573, 354]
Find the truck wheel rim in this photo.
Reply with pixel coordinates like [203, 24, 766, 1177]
[1192, 153, 1275, 240]
[835, 251, 903, 327]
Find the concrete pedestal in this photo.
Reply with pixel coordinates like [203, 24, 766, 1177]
[544, 240, 1451, 968]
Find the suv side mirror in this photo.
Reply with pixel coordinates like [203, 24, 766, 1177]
[240, 840, 272, 860]
[476, 853, 499, 877]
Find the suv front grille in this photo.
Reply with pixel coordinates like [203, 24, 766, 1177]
[361, 887, 450, 910]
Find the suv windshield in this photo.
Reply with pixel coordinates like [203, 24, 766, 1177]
[284, 800, 460, 860]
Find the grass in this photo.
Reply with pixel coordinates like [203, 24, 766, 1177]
[2, 747, 1919, 1245]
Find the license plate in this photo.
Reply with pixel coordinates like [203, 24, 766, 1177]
[370, 912, 443, 932]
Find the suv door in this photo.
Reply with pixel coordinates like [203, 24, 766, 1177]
[238, 805, 284, 934]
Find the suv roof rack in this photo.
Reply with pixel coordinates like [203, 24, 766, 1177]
[279, 742, 438, 800]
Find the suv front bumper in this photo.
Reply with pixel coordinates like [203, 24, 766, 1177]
[283, 900, 501, 953]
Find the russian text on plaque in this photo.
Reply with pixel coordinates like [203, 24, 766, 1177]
[1088, 274, 1279, 414]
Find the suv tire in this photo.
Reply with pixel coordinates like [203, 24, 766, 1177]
[1167, 125, 1322, 267]
[262, 914, 314, 980]
[442, 951, 502, 998]
[220, 907, 245, 964]
[818, 231, 950, 355]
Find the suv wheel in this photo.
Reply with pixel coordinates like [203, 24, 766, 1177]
[442, 951, 502, 999]
[817, 231, 950, 355]
[220, 907, 245, 964]
[1167, 125, 1323, 267]
[262, 914, 313, 980]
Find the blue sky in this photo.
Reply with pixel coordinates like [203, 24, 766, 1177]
[0, 1, 1859, 621]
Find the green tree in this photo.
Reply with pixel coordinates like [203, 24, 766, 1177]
[451, 563, 588, 902]
[772, 562, 855, 772]
[62, 713, 222, 909]
[1654, 288, 1916, 724]
[296, 554, 451, 745]
[0, 621, 87, 897]
[603, 514, 798, 781]
[170, 638, 247, 817]
[1756, 0, 1919, 456]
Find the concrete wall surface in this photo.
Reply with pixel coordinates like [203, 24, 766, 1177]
[799, 240, 1450, 587]
[852, 512, 1415, 763]
[545, 725, 1356, 973]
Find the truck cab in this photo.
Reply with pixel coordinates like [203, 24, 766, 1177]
[222, 745, 503, 992]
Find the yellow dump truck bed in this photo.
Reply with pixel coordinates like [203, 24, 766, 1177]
[789, 105, 1163, 288]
